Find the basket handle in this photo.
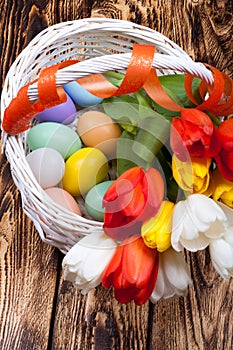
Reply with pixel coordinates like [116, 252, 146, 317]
[2, 44, 233, 135]
[2, 44, 158, 134]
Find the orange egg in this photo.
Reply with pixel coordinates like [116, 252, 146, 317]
[77, 111, 122, 159]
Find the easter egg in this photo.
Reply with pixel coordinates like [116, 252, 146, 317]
[64, 81, 103, 107]
[27, 122, 81, 160]
[62, 147, 108, 196]
[77, 111, 122, 158]
[26, 148, 65, 189]
[45, 187, 82, 215]
[85, 180, 114, 221]
[35, 91, 77, 124]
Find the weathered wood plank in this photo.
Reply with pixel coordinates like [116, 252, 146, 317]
[0, 152, 60, 350]
[91, 0, 233, 74]
[152, 250, 233, 349]
[52, 278, 150, 350]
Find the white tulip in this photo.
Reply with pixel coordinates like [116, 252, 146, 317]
[171, 194, 227, 252]
[62, 231, 117, 294]
[150, 248, 192, 302]
[209, 202, 233, 279]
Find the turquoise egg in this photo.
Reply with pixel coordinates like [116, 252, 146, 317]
[27, 122, 82, 160]
[64, 81, 103, 107]
[85, 180, 114, 221]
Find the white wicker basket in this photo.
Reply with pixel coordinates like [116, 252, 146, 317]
[1, 18, 214, 254]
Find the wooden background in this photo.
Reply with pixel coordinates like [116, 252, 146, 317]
[0, 1, 232, 349]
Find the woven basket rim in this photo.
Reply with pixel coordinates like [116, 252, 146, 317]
[1, 18, 215, 253]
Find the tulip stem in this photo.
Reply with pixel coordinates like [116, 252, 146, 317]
[104, 71, 125, 80]
[134, 89, 152, 110]
[207, 112, 222, 127]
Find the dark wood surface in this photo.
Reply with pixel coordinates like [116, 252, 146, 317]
[0, 1, 232, 349]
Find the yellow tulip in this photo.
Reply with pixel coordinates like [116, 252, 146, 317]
[141, 201, 174, 252]
[172, 155, 212, 195]
[212, 169, 233, 208]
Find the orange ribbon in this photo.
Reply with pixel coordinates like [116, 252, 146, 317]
[2, 43, 233, 135]
[77, 44, 156, 98]
[2, 45, 156, 134]
[184, 64, 233, 116]
[2, 60, 78, 134]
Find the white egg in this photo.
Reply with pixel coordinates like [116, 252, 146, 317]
[26, 148, 65, 189]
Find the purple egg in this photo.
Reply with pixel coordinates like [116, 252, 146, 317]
[35, 92, 77, 124]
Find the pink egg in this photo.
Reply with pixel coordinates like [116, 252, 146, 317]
[45, 187, 82, 215]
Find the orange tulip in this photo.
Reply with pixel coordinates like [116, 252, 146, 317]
[103, 166, 164, 240]
[102, 236, 159, 305]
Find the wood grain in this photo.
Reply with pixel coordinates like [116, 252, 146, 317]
[0, 1, 232, 349]
[52, 279, 150, 350]
[0, 152, 60, 350]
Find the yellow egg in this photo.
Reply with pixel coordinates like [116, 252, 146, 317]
[62, 147, 108, 196]
[77, 111, 122, 158]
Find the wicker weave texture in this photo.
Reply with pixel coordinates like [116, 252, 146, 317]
[1, 18, 214, 253]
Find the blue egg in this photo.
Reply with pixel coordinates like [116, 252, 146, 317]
[85, 180, 114, 221]
[64, 81, 103, 107]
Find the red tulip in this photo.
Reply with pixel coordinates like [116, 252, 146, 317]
[102, 236, 159, 305]
[215, 118, 233, 181]
[103, 166, 164, 240]
[170, 109, 220, 161]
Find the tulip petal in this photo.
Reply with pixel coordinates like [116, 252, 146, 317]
[171, 109, 219, 159]
[145, 168, 164, 209]
[215, 153, 233, 181]
[114, 287, 138, 304]
[217, 119, 233, 151]
[187, 194, 227, 233]
[209, 239, 233, 269]
[171, 201, 187, 251]
[162, 249, 192, 290]
[121, 181, 145, 217]
[103, 167, 144, 203]
[122, 237, 158, 289]
[131, 255, 159, 305]
[102, 244, 124, 288]
[102, 236, 159, 304]
[181, 234, 210, 251]
[82, 244, 117, 281]
[150, 264, 166, 301]
[62, 232, 117, 293]
[224, 227, 233, 245]
[150, 248, 192, 302]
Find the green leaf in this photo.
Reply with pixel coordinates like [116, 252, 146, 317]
[117, 131, 149, 175]
[132, 115, 171, 165]
[158, 74, 202, 107]
[145, 74, 202, 116]
[103, 96, 139, 119]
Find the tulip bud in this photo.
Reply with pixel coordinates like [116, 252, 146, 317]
[141, 201, 174, 252]
[172, 155, 212, 195]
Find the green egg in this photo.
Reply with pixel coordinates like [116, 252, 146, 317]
[85, 180, 114, 221]
[27, 122, 81, 160]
